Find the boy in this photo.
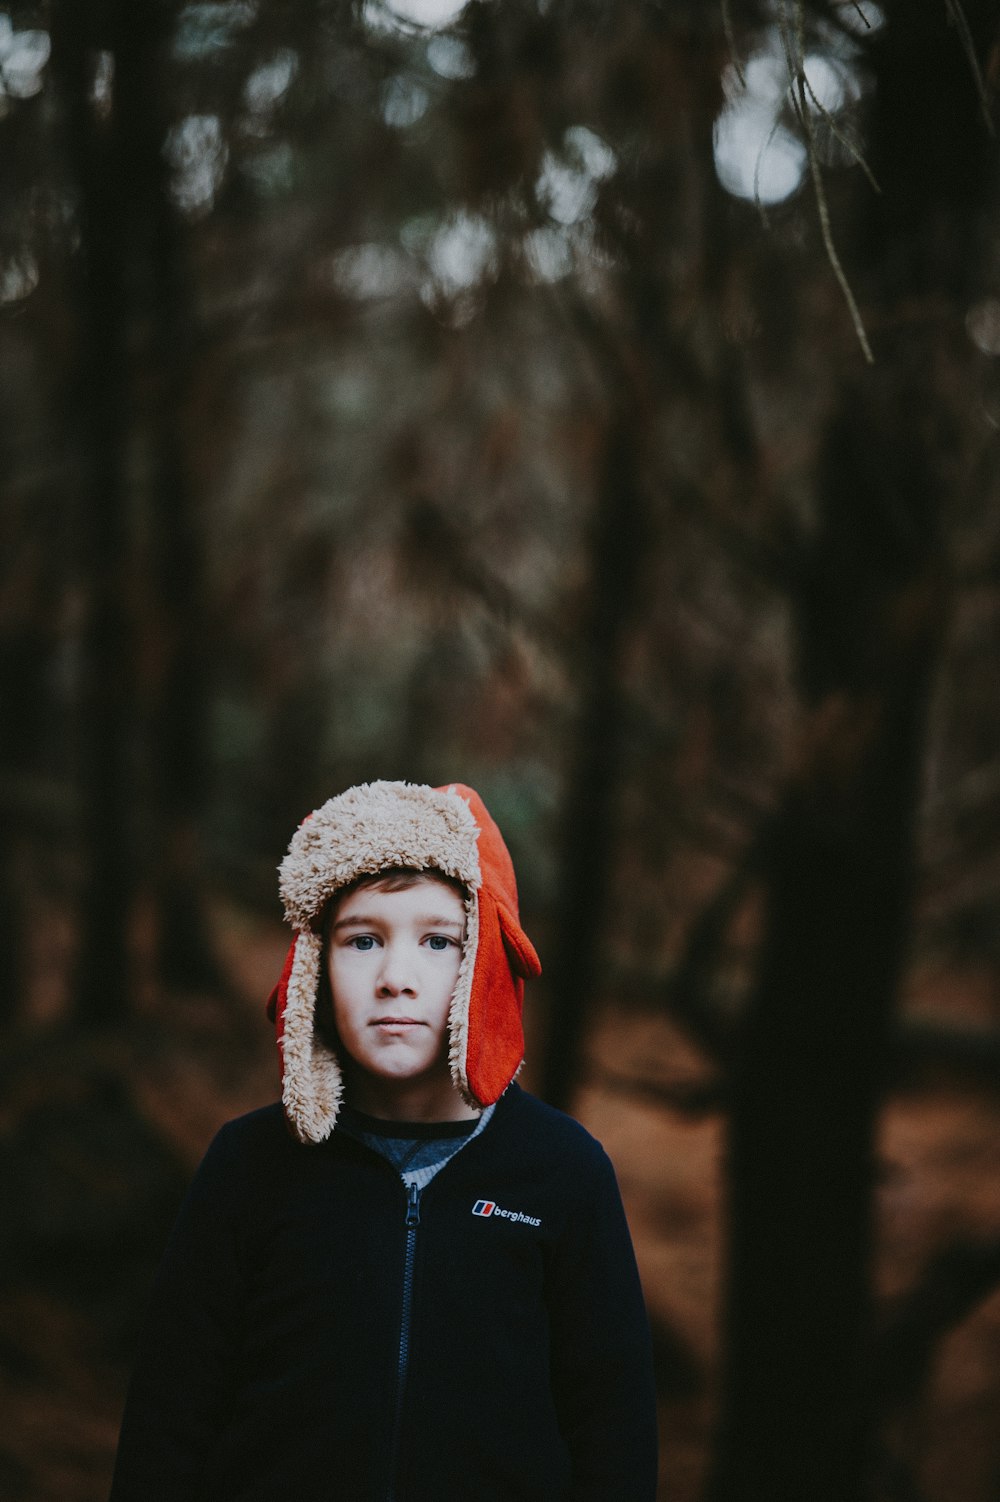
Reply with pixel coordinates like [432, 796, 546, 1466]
[110, 780, 658, 1501]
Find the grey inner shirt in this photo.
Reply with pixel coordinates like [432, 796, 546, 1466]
[338, 1103, 496, 1192]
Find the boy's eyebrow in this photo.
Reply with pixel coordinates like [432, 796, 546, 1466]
[331, 913, 465, 933]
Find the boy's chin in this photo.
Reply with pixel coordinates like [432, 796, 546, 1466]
[348, 1049, 452, 1088]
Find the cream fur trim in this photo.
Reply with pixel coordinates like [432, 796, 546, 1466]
[279, 781, 482, 931]
[280, 930, 344, 1144]
[447, 889, 479, 1107]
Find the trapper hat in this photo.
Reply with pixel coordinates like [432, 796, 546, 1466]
[267, 780, 542, 1143]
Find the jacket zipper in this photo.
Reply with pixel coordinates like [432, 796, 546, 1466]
[386, 1181, 421, 1502]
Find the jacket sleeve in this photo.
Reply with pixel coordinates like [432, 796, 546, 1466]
[109, 1122, 248, 1501]
[546, 1145, 659, 1502]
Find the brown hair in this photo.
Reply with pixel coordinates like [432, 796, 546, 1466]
[333, 866, 466, 902]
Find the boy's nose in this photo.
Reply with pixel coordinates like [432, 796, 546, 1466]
[376, 945, 417, 996]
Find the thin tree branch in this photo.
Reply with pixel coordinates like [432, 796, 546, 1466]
[942, 0, 996, 138]
[782, 0, 875, 362]
[798, 69, 881, 194]
[721, 0, 746, 87]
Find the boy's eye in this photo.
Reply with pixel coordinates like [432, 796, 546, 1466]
[426, 935, 456, 951]
[347, 935, 378, 951]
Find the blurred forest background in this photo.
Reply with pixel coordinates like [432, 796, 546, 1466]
[2, 0, 1000, 1499]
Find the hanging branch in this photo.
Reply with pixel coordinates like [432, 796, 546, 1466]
[721, 0, 746, 87]
[942, 0, 996, 138]
[799, 68, 881, 194]
[753, 115, 782, 226]
[778, 0, 875, 363]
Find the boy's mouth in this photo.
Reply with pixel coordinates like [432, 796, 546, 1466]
[371, 1016, 423, 1027]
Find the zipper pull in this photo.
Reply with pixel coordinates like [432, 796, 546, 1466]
[405, 1182, 421, 1227]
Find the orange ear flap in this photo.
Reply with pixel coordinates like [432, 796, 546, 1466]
[496, 900, 542, 980]
[464, 889, 527, 1106]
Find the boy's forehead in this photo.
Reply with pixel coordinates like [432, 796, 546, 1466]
[331, 872, 467, 920]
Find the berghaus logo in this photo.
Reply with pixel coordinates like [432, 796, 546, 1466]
[472, 1199, 541, 1227]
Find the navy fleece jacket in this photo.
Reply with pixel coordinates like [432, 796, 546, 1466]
[109, 1084, 658, 1501]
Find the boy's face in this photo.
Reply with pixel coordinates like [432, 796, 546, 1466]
[325, 876, 469, 1118]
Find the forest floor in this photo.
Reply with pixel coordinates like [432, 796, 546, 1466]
[2, 906, 1000, 1502]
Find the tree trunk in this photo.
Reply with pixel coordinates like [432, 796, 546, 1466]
[50, 1, 136, 1026]
[53, 1, 223, 1007]
[710, 403, 945, 1502]
[540, 414, 647, 1109]
[0, 603, 53, 1027]
[140, 21, 223, 993]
